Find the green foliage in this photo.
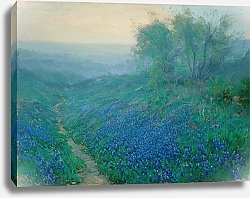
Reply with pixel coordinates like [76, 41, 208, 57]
[132, 17, 177, 75]
[172, 9, 237, 80]
[208, 77, 230, 102]
[132, 19, 172, 59]
[132, 8, 245, 83]
[148, 63, 168, 88]
[238, 78, 250, 112]
[208, 77, 250, 115]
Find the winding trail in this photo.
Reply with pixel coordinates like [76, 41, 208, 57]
[54, 96, 110, 186]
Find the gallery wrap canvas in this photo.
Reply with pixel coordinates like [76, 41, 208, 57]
[11, 1, 250, 187]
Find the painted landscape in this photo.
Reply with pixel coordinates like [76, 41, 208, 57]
[11, 2, 250, 187]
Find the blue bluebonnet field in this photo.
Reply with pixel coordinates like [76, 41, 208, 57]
[62, 74, 249, 184]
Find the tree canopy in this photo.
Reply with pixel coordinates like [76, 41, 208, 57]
[132, 9, 248, 83]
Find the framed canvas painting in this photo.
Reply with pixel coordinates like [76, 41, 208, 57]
[11, 0, 250, 187]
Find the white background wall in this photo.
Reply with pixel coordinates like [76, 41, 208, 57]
[1, 0, 249, 197]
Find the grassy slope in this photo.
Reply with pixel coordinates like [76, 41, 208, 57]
[13, 67, 250, 185]
[14, 69, 85, 186]
[63, 72, 249, 183]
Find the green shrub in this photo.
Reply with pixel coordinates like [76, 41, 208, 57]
[238, 78, 250, 114]
[208, 77, 250, 115]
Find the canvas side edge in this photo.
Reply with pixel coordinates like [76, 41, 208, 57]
[11, 1, 18, 187]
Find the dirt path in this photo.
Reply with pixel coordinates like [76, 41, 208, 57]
[67, 138, 109, 185]
[54, 97, 110, 186]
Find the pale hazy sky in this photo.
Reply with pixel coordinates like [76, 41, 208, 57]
[15, 1, 250, 45]
[16, 1, 168, 45]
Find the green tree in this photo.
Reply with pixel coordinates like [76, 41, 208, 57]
[172, 9, 239, 80]
[131, 15, 180, 80]
[132, 9, 247, 84]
